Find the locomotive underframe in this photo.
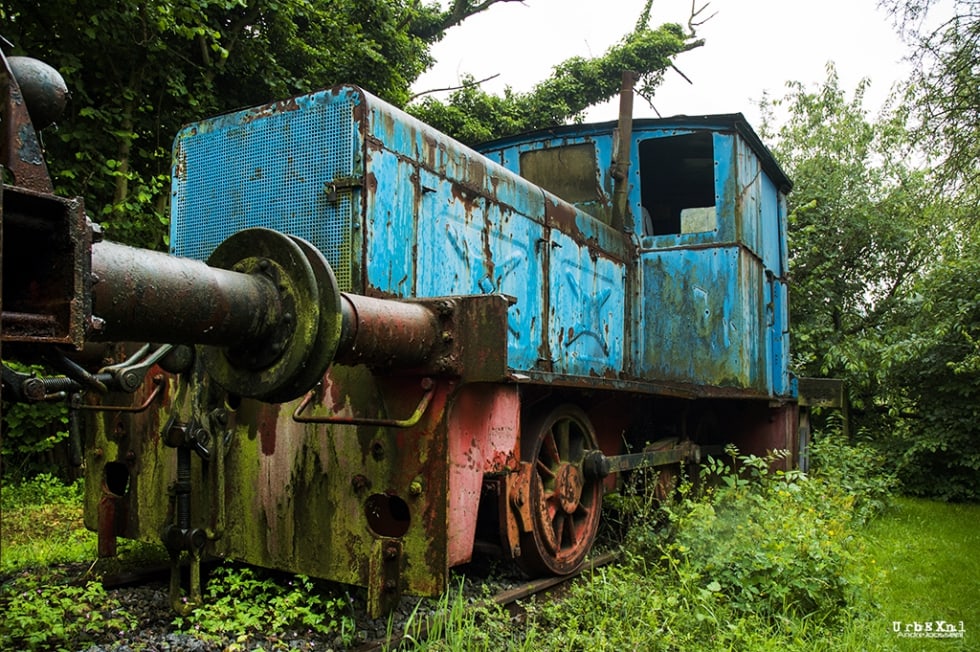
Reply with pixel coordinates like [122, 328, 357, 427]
[81, 351, 798, 615]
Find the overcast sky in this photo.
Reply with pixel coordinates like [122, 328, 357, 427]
[412, 0, 915, 128]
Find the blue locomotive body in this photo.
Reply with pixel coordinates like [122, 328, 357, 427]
[171, 86, 793, 402]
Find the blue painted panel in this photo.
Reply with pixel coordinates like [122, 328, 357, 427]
[638, 246, 765, 391]
[361, 99, 548, 371]
[363, 146, 416, 296]
[409, 168, 544, 370]
[760, 173, 781, 271]
[171, 88, 362, 291]
[548, 228, 626, 376]
[735, 134, 762, 256]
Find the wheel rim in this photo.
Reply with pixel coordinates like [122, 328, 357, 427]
[520, 404, 602, 575]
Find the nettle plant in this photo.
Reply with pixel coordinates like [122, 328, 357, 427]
[654, 448, 874, 625]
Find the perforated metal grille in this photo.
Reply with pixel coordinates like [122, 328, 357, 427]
[170, 90, 357, 291]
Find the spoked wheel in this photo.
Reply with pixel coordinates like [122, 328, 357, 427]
[518, 404, 602, 576]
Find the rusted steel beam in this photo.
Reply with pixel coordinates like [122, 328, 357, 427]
[582, 439, 701, 477]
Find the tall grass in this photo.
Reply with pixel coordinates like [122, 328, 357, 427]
[0, 473, 94, 571]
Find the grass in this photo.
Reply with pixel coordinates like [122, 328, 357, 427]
[1, 469, 978, 651]
[863, 496, 979, 651]
[0, 474, 97, 572]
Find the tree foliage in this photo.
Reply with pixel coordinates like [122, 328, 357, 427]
[883, 224, 980, 500]
[881, 0, 980, 209]
[0, 0, 530, 248]
[760, 67, 935, 413]
[409, 4, 704, 143]
[764, 59, 980, 500]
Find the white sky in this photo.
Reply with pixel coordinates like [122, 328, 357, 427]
[412, 0, 914, 129]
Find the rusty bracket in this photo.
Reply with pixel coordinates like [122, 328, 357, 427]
[501, 461, 535, 558]
[366, 538, 402, 618]
[324, 175, 362, 202]
[292, 377, 435, 428]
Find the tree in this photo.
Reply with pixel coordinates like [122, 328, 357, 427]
[872, 0, 980, 499]
[0, 0, 530, 248]
[881, 0, 980, 209]
[882, 221, 980, 500]
[409, 2, 706, 143]
[760, 66, 935, 416]
[765, 63, 980, 500]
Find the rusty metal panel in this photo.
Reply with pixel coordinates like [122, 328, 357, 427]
[86, 365, 458, 600]
[638, 245, 766, 392]
[445, 384, 519, 566]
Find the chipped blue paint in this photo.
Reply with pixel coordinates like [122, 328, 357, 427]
[172, 88, 792, 397]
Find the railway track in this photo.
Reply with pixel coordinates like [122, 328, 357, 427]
[354, 550, 621, 651]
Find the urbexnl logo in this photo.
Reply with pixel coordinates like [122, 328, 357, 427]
[893, 620, 966, 639]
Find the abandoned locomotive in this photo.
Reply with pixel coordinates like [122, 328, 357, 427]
[2, 53, 801, 615]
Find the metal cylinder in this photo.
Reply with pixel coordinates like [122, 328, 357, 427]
[90, 240, 283, 347]
[336, 294, 439, 368]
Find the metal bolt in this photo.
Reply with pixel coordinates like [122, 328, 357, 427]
[409, 480, 423, 496]
[441, 330, 453, 343]
[351, 474, 370, 491]
[436, 300, 454, 317]
[384, 543, 399, 560]
[370, 441, 385, 461]
[384, 579, 398, 592]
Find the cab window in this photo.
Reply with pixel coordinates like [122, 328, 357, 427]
[639, 133, 716, 236]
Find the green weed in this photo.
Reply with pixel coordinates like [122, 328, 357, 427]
[0, 474, 95, 572]
[394, 579, 514, 651]
[0, 568, 136, 650]
[174, 563, 357, 648]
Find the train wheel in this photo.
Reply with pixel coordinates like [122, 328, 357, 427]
[518, 404, 602, 576]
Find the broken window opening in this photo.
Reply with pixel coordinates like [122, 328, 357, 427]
[639, 132, 717, 236]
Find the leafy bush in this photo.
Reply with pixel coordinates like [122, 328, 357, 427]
[0, 472, 83, 511]
[809, 432, 897, 522]
[174, 563, 356, 647]
[653, 450, 875, 626]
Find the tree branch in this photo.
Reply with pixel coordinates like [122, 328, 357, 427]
[409, 73, 500, 101]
